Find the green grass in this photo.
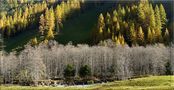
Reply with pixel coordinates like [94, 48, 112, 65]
[4, 29, 39, 52]
[99, 76, 174, 90]
[55, 9, 98, 45]
[0, 76, 174, 90]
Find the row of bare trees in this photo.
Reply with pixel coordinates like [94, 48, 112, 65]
[0, 40, 173, 85]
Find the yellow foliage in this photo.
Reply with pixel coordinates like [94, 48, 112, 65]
[31, 37, 38, 45]
[99, 27, 103, 34]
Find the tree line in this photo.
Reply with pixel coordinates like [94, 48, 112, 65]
[0, 40, 172, 85]
[93, 0, 170, 46]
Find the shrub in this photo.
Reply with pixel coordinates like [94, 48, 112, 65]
[87, 80, 94, 84]
[79, 65, 91, 78]
[16, 70, 33, 86]
[64, 64, 75, 78]
[165, 61, 172, 75]
[0, 75, 3, 84]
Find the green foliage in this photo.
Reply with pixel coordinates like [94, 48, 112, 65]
[165, 62, 172, 75]
[155, 5, 162, 30]
[138, 3, 145, 22]
[79, 65, 91, 78]
[149, 4, 156, 30]
[64, 64, 75, 78]
[147, 27, 153, 44]
[154, 5, 162, 42]
[159, 4, 167, 25]
[87, 80, 94, 84]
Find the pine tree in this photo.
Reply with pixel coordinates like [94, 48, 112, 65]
[55, 5, 63, 33]
[28, 5, 33, 16]
[105, 12, 111, 29]
[159, 4, 167, 26]
[112, 10, 119, 34]
[49, 7, 55, 32]
[118, 4, 122, 19]
[39, 14, 45, 36]
[116, 22, 120, 32]
[164, 28, 170, 45]
[47, 29, 54, 39]
[138, 3, 145, 22]
[151, 29, 156, 43]
[99, 27, 103, 34]
[155, 5, 162, 42]
[112, 10, 118, 23]
[155, 5, 162, 30]
[23, 7, 29, 19]
[55, 5, 62, 22]
[127, 23, 136, 46]
[45, 8, 55, 39]
[43, 39, 48, 44]
[107, 28, 111, 33]
[60, 1, 65, 20]
[45, 8, 50, 31]
[115, 36, 120, 45]
[118, 34, 125, 46]
[97, 13, 105, 40]
[18, 8, 22, 20]
[149, 4, 156, 30]
[13, 11, 18, 23]
[147, 27, 153, 44]
[137, 26, 144, 45]
[98, 13, 105, 30]
[121, 7, 126, 18]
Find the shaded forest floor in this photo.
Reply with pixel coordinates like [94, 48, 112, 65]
[0, 76, 174, 90]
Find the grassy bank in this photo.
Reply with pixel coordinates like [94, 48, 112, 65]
[0, 76, 174, 90]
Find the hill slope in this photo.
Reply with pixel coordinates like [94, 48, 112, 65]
[4, 3, 114, 52]
[3, 1, 173, 52]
